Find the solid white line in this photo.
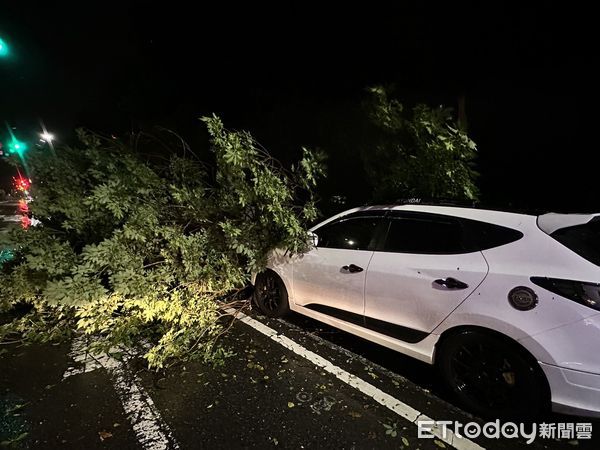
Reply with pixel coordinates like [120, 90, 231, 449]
[226, 308, 485, 450]
[63, 336, 103, 379]
[63, 336, 179, 450]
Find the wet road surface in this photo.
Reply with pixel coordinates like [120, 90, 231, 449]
[2, 307, 599, 449]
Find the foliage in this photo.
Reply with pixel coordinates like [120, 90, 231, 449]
[363, 86, 479, 202]
[0, 116, 325, 368]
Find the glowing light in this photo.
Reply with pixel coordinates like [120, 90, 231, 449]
[13, 176, 31, 192]
[0, 37, 8, 57]
[6, 138, 27, 156]
[39, 122, 57, 157]
[40, 132, 54, 142]
[21, 215, 31, 229]
[18, 199, 29, 213]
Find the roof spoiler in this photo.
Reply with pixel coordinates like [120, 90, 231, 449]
[537, 213, 600, 234]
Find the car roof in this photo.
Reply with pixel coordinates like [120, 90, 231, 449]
[311, 204, 537, 232]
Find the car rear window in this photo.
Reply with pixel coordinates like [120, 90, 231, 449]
[551, 220, 600, 266]
[460, 219, 524, 252]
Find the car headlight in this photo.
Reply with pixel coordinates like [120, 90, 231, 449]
[531, 277, 600, 311]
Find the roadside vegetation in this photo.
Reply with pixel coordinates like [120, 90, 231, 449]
[363, 86, 478, 202]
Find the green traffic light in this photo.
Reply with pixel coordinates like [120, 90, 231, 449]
[0, 37, 9, 58]
[7, 138, 27, 156]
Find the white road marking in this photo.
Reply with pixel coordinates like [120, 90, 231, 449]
[63, 336, 103, 378]
[226, 308, 485, 450]
[63, 336, 179, 450]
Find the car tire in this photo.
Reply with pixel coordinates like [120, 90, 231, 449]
[437, 330, 548, 418]
[253, 270, 290, 318]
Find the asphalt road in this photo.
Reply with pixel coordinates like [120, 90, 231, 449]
[0, 201, 19, 234]
[1, 306, 599, 449]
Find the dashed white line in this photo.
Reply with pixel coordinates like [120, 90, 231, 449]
[226, 308, 485, 450]
[63, 336, 179, 450]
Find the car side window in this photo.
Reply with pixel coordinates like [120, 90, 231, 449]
[315, 217, 382, 251]
[382, 217, 464, 254]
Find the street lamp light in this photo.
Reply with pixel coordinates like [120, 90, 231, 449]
[38, 123, 57, 157]
[40, 132, 54, 143]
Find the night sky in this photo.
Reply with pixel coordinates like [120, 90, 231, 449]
[0, 2, 597, 212]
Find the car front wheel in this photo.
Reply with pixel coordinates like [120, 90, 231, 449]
[437, 330, 548, 418]
[253, 271, 290, 318]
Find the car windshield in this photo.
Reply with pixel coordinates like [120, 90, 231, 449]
[551, 219, 600, 266]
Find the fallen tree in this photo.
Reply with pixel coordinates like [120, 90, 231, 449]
[0, 115, 325, 368]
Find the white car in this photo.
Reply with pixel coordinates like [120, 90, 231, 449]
[252, 203, 600, 418]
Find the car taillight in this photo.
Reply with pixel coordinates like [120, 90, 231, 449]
[531, 277, 600, 311]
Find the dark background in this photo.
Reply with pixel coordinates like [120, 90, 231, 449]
[0, 2, 597, 212]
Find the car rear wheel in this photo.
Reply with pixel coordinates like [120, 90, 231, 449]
[253, 271, 290, 318]
[437, 330, 548, 418]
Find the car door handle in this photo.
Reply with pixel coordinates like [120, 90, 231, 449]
[433, 277, 469, 289]
[341, 264, 364, 273]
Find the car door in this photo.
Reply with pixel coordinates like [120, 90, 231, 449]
[364, 212, 489, 338]
[292, 213, 386, 319]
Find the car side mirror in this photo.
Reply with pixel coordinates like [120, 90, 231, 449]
[307, 231, 319, 248]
